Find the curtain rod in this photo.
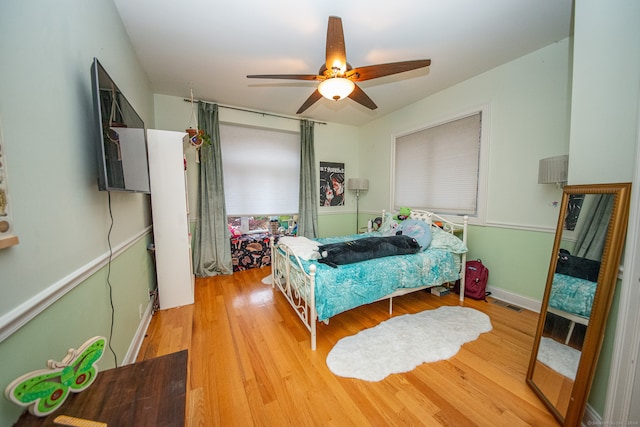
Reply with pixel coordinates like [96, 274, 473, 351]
[182, 98, 327, 125]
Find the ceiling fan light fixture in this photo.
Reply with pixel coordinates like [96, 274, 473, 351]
[247, 17, 429, 113]
[318, 77, 355, 101]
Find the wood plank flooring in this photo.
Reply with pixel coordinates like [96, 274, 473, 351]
[136, 267, 559, 426]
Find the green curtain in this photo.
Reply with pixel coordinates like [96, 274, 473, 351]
[192, 102, 233, 276]
[574, 194, 613, 261]
[297, 120, 319, 238]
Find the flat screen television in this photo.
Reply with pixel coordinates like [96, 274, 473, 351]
[91, 58, 151, 193]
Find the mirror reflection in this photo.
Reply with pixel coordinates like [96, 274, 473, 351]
[533, 194, 610, 417]
[527, 183, 631, 426]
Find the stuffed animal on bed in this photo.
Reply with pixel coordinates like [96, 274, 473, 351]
[371, 216, 383, 231]
[394, 207, 411, 221]
[317, 235, 421, 268]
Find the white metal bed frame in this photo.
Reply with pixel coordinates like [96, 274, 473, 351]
[269, 209, 469, 350]
[547, 307, 590, 345]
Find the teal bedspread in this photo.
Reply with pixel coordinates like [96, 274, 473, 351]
[549, 273, 596, 318]
[297, 233, 460, 321]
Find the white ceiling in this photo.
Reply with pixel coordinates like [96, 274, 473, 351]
[113, 0, 573, 127]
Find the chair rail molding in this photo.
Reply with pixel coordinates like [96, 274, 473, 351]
[0, 227, 152, 343]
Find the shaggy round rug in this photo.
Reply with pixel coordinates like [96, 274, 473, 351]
[326, 306, 492, 381]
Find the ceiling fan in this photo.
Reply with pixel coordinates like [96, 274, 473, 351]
[247, 16, 431, 114]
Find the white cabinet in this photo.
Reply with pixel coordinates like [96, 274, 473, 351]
[147, 129, 194, 310]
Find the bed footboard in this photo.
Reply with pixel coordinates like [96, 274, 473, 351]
[270, 236, 318, 350]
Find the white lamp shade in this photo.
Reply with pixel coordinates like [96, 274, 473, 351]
[347, 178, 369, 191]
[538, 155, 568, 184]
[318, 78, 355, 101]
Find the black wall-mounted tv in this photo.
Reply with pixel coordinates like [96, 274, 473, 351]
[91, 58, 151, 194]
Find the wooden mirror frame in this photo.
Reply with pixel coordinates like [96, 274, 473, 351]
[526, 182, 631, 425]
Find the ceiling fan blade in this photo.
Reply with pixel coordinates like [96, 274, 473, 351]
[296, 90, 323, 114]
[247, 74, 321, 81]
[348, 59, 431, 81]
[325, 16, 347, 75]
[348, 84, 377, 110]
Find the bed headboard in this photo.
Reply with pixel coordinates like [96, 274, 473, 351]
[409, 209, 468, 235]
[382, 208, 468, 236]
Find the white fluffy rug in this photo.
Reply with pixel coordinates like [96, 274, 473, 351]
[326, 306, 492, 382]
[537, 336, 580, 380]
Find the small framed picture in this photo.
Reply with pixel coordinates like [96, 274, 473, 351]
[319, 161, 345, 207]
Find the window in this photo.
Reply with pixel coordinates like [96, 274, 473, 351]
[393, 111, 483, 217]
[227, 215, 272, 234]
[220, 124, 299, 234]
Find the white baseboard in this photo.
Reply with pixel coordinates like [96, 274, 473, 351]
[486, 286, 542, 313]
[582, 403, 600, 426]
[122, 300, 154, 365]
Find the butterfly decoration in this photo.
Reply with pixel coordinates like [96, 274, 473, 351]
[4, 336, 106, 416]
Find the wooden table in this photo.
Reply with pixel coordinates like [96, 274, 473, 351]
[14, 350, 187, 426]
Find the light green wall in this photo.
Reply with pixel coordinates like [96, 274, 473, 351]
[570, 1, 640, 416]
[359, 39, 572, 230]
[0, 0, 154, 319]
[568, 2, 639, 185]
[465, 226, 555, 300]
[0, 1, 156, 424]
[318, 213, 358, 238]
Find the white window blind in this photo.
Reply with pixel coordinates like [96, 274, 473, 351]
[220, 124, 300, 216]
[394, 112, 481, 215]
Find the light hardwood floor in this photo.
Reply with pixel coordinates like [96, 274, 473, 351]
[136, 267, 559, 426]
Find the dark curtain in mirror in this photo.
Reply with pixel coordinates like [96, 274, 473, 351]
[574, 194, 614, 260]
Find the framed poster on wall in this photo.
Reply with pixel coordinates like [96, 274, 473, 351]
[319, 161, 345, 206]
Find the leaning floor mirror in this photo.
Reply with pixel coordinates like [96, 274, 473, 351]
[527, 182, 631, 426]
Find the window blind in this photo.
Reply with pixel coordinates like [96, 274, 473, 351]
[220, 124, 300, 216]
[394, 112, 481, 215]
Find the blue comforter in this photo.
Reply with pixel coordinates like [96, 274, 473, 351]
[549, 273, 596, 318]
[297, 233, 460, 321]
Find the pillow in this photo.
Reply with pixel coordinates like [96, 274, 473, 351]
[396, 219, 432, 251]
[429, 227, 468, 254]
